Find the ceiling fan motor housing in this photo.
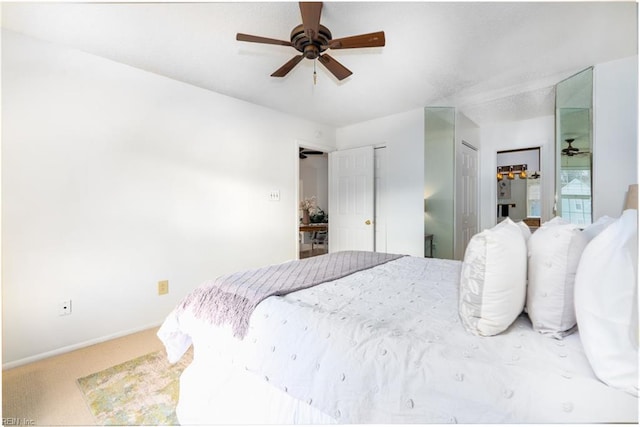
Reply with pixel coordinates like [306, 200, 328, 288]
[291, 24, 331, 59]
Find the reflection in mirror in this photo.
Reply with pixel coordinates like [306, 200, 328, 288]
[526, 171, 541, 218]
[556, 67, 593, 226]
[424, 107, 455, 259]
[496, 148, 541, 228]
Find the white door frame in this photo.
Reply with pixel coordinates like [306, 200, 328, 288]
[294, 139, 335, 259]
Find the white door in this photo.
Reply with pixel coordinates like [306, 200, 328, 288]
[329, 146, 375, 252]
[456, 141, 479, 259]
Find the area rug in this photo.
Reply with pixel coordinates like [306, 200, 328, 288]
[77, 349, 193, 426]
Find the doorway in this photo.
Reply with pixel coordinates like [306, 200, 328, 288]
[496, 147, 541, 228]
[299, 146, 329, 259]
[296, 143, 387, 258]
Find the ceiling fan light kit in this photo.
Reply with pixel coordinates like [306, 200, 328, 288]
[236, 2, 385, 82]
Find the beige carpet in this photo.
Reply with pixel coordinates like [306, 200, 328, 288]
[77, 349, 192, 425]
[3, 327, 167, 426]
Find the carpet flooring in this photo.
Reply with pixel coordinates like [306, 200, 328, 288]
[3, 327, 168, 425]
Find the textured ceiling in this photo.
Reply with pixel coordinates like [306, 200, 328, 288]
[2, 1, 637, 127]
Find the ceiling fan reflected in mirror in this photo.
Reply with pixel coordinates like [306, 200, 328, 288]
[299, 147, 324, 159]
[236, 2, 385, 81]
[561, 138, 590, 157]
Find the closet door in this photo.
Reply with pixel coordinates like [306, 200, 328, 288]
[328, 146, 375, 252]
[456, 141, 479, 260]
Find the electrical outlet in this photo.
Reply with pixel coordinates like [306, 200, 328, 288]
[59, 300, 72, 316]
[158, 280, 169, 295]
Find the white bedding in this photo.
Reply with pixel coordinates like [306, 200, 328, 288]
[158, 255, 638, 424]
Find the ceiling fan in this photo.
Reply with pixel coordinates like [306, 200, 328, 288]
[236, 2, 385, 81]
[299, 147, 324, 159]
[561, 138, 590, 157]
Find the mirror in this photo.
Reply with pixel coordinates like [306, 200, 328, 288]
[555, 67, 593, 227]
[424, 107, 455, 259]
[496, 148, 541, 228]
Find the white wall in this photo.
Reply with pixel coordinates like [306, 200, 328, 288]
[336, 109, 424, 257]
[478, 116, 555, 231]
[497, 149, 540, 171]
[593, 56, 639, 217]
[2, 30, 336, 367]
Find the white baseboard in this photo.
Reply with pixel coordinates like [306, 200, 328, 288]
[2, 322, 163, 370]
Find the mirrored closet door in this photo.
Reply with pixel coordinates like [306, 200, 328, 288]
[555, 67, 593, 227]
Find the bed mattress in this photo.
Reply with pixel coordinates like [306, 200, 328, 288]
[159, 255, 638, 424]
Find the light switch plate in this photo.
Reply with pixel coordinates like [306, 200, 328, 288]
[269, 190, 280, 201]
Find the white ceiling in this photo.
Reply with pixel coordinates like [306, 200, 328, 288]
[2, 1, 637, 127]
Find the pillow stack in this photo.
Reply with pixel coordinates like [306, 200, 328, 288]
[526, 218, 589, 338]
[459, 218, 527, 336]
[574, 209, 638, 397]
[458, 210, 639, 397]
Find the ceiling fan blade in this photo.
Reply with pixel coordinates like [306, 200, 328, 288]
[318, 54, 352, 81]
[328, 31, 386, 49]
[236, 33, 292, 47]
[271, 55, 305, 77]
[299, 2, 322, 40]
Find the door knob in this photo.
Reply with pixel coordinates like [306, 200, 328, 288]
[365, 220, 372, 225]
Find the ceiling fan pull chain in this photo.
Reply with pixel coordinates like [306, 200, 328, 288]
[313, 59, 317, 85]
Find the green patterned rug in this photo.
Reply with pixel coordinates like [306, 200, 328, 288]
[77, 349, 193, 426]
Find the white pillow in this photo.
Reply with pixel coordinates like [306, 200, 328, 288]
[575, 209, 638, 396]
[544, 216, 570, 226]
[459, 218, 527, 336]
[516, 220, 532, 241]
[527, 220, 588, 338]
[582, 215, 616, 241]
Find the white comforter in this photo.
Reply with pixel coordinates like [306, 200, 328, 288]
[159, 256, 638, 423]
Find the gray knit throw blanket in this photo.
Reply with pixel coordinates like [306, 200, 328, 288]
[176, 250, 404, 339]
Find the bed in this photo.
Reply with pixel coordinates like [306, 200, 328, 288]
[158, 238, 638, 423]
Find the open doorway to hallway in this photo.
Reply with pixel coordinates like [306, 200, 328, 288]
[299, 147, 329, 259]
